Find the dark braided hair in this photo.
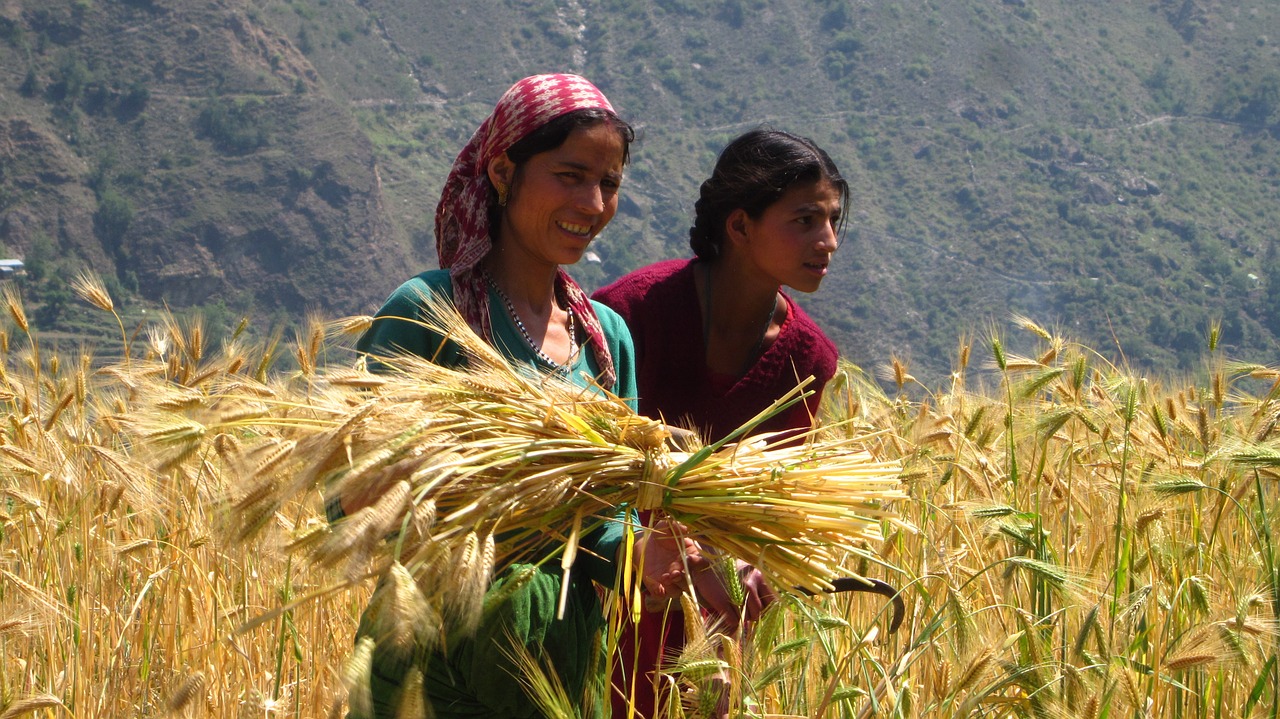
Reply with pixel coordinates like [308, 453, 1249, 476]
[689, 129, 849, 259]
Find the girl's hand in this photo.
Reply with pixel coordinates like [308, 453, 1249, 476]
[636, 521, 776, 631]
[634, 519, 700, 600]
[690, 560, 776, 632]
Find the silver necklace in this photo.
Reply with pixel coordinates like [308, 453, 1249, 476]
[486, 273, 576, 367]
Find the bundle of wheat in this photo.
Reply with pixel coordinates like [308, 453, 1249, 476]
[118, 293, 904, 638]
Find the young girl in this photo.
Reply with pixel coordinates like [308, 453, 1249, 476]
[346, 73, 691, 719]
[595, 128, 844, 442]
[594, 128, 847, 718]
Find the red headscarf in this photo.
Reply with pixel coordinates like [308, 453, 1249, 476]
[435, 74, 620, 389]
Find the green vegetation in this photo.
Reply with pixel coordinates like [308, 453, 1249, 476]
[196, 96, 270, 154]
[0, 0, 1278, 385]
[92, 187, 132, 249]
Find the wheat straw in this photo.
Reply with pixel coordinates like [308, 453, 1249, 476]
[14, 275, 1280, 717]
[70, 270, 114, 313]
[0, 695, 64, 719]
[113, 296, 903, 639]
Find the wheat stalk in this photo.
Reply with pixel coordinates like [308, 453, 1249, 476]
[115, 294, 903, 649]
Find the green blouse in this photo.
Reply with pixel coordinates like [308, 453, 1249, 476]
[352, 269, 639, 719]
[356, 269, 638, 408]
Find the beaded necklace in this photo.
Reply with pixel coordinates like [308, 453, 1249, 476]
[486, 273, 576, 367]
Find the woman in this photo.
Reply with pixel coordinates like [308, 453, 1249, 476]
[593, 128, 847, 718]
[594, 128, 844, 442]
[347, 73, 679, 719]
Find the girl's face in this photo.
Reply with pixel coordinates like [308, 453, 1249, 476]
[730, 177, 842, 293]
[488, 122, 625, 269]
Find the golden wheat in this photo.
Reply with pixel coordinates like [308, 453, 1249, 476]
[5, 288, 1280, 717]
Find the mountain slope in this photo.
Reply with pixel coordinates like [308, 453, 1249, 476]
[1, 0, 1277, 379]
[0, 0, 410, 323]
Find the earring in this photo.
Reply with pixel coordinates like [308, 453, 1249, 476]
[496, 183, 509, 207]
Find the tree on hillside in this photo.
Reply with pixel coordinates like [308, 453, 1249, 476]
[197, 97, 269, 154]
[1214, 72, 1280, 127]
[1238, 72, 1280, 126]
[93, 187, 132, 254]
[1264, 241, 1280, 336]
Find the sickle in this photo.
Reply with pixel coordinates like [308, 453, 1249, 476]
[797, 577, 905, 633]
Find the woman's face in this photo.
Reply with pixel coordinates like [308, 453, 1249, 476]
[731, 177, 842, 293]
[489, 122, 625, 269]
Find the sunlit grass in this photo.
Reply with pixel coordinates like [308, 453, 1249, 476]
[2, 276, 1278, 717]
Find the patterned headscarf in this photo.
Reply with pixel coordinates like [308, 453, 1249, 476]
[435, 73, 619, 389]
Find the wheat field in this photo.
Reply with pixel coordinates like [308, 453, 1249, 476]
[1, 279, 1277, 718]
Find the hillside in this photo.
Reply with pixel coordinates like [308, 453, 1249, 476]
[1, 0, 1278, 380]
[0, 0, 411, 332]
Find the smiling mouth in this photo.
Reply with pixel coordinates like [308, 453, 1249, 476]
[558, 221, 592, 237]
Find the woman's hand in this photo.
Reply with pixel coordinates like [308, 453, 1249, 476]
[689, 559, 776, 633]
[634, 519, 700, 600]
[635, 520, 776, 631]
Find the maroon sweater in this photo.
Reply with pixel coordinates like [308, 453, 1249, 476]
[594, 259, 839, 442]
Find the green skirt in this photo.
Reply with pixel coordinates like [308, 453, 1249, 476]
[357, 563, 608, 719]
